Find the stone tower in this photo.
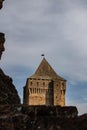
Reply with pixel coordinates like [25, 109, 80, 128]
[23, 57, 66, 106]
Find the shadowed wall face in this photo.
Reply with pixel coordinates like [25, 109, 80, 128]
[0, 0, 4, 9]
[0, 33, 5, 60]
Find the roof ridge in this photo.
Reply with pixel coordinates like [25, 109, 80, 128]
[30, 58, 65, 80]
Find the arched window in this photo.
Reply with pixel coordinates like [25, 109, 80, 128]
[43, 82, 45, 86]
[62, 82, 64, 86]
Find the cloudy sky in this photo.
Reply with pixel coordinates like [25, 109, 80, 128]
[0, 0, 87, 115]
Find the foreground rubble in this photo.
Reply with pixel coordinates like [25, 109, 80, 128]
[0, 105, 87, 130]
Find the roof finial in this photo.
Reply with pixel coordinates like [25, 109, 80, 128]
[41, 54, 45, 57]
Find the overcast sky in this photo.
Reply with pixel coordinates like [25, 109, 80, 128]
[0, 0, 87, 115]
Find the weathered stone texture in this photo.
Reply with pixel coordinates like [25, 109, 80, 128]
[0, 68, 20, 104]
[0, 105, 87, 130]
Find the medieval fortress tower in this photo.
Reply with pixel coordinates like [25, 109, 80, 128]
[23, 57, 66, 106]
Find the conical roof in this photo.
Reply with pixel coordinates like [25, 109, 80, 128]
[30, 58, 65, 80]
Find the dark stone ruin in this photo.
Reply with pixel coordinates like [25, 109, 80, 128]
[0, 105, 87, 130]
[0, 68, 20, 104]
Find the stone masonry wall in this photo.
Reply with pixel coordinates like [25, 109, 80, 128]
[24, 78, 66, 106]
